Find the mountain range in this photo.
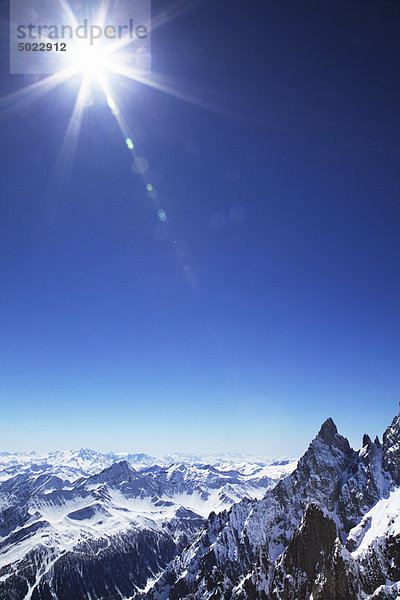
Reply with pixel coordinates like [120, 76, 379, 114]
[1, 411, 400, 599]
[147, 413, 400, 600]
[0, 450, 295, 484]
[0, 451, 294, 599]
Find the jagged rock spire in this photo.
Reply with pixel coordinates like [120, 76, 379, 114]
[317, 417, 338, 445]
[362, 433, 371, 447]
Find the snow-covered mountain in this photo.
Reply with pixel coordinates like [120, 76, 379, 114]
[5, 411, 400, 600]
[0, 449, 296, 483]
[0, 452, 295, 599]
[147, 412, 400, 600]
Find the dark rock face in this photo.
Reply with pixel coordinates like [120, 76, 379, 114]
[318, 417, 339, 445]
[67, 503, 111, 520]
[311, 541, 360, 600]
[271, 504, 338, 600]
[0, 574, 29, 600]
[270, 504, 362, 600]
[284, 504, 336, 577]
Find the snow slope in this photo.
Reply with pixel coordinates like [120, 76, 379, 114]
[0, 453, 295, 600]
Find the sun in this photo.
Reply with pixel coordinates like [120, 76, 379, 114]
[73, 44, 109, 78]
[4, 0, 212, 175]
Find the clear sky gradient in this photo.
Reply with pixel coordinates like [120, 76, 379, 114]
[1, 0, 400, 456]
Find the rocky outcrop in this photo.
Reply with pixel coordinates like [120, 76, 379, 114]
[269, 504, 362, 600]
[270, 504, 338, 599]
[339, 433, 387, 532]
[383, 413, 400, 485]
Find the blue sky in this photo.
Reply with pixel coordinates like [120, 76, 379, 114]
[1, 0, 400, 456]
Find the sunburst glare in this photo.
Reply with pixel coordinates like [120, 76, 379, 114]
[4, 0, 225, 185]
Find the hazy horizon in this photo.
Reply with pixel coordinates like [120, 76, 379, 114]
[2, 403, 398, 457]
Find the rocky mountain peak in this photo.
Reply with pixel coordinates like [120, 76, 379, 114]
[359, 432, 381, 467]
[316, 417, 338, 444]
[286, 418, 353, 515]
[362, 433, 372, 448]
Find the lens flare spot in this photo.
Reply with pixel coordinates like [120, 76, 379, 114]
[132, 156, 149, 173]
[157, 209, 167, 222]
[126, 138, 134, 150]
[106, 96, 119, 116]
[146, 184, 153, 191]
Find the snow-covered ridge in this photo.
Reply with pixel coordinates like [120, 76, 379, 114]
[0, 448, 297, 483]
[0, 451, 296, 599]
[146, 412, 400, 600]
[348, 486, 400, 557]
